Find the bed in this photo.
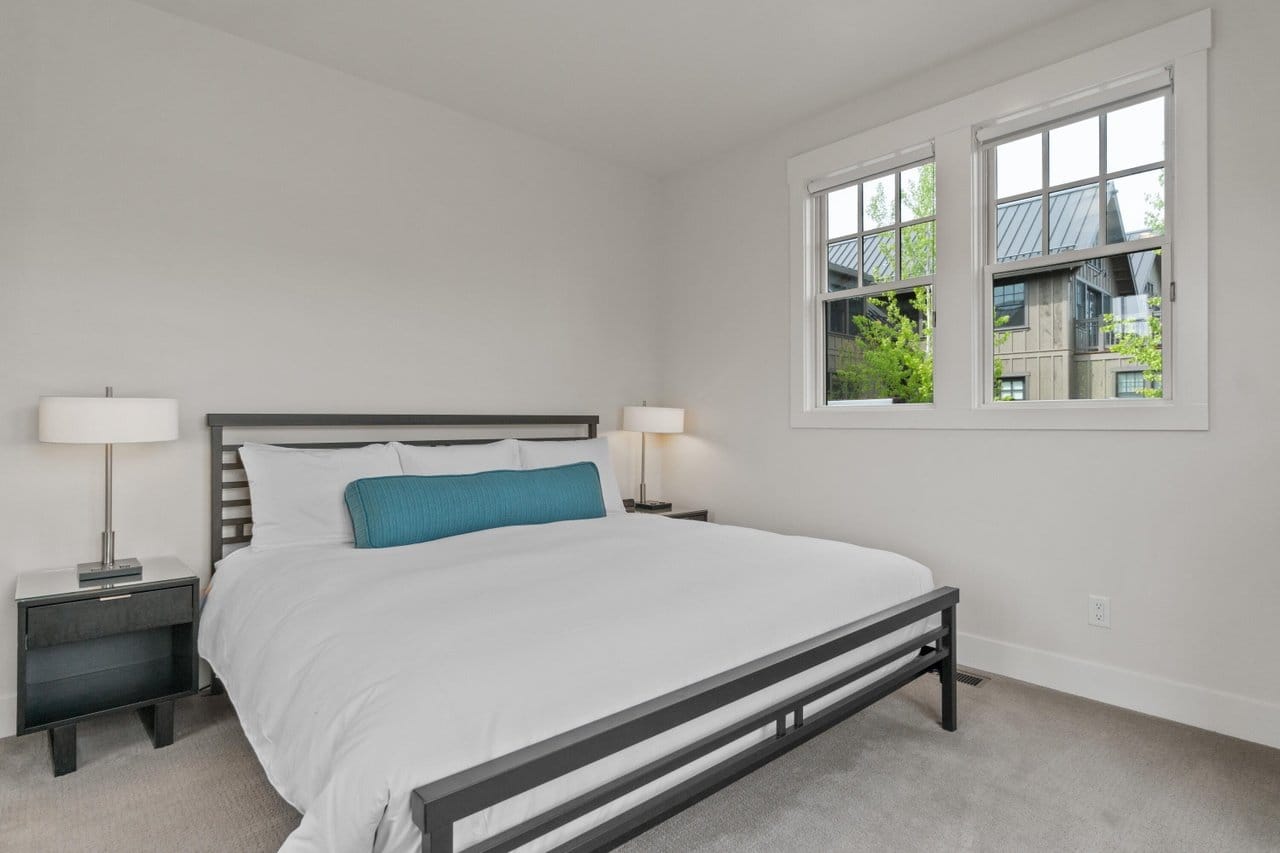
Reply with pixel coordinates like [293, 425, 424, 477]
[202, 413, 958, 853]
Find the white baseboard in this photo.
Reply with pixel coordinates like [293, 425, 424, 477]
[960, 631, 1280, 750]
[0, 690, 14, 739]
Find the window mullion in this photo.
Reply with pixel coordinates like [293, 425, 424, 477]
[895, 170, 903, 283]
[856, 183, 863, 287]
[1099, 111, 1108, 246]
[1040, 132, 1050, 257]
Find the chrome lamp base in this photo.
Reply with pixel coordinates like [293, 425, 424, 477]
[77, 556, 143, 583]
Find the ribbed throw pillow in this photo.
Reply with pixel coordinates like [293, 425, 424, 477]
[344, 462, 607, 548]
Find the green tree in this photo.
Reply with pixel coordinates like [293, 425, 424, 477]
[832, 287, 933, 403]
[992, 314, 1013, 398]
[1103, 296, 1162, 397]
[1144, 172, 1165, 236]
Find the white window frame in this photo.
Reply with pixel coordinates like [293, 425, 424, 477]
[788, 10, 1210, 430]
[816, 154, 937, 406]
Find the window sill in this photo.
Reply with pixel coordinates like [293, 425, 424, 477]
[791, 401, 1207, 431]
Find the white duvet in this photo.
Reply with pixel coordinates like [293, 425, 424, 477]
[199, 514, 936, 853]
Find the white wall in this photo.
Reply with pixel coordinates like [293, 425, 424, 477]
[0, 0, 661, 734]
[657, 0, 1280, 747]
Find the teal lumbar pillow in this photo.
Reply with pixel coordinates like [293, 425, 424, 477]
[344, 462, 606, 548]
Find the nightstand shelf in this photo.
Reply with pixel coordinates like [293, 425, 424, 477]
[15, 557, 198, 776]
[23, 655, 191, 731]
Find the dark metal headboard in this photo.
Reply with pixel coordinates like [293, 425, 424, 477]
[207, 413, 599, 571]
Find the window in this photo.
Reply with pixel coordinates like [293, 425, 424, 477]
[998, 376, 1027, 401]
[993, 282, 1026, 328]
[986, 92, 1168, 403]
[1116, 371, 1146, 398]
[818, 159, 936, 405]
[788, 11, 1208, 430]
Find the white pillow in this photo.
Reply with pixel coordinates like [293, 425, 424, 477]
[392, 439, 519, 475]
[238, 442, 402, 549]
[517, 437, 625, 514]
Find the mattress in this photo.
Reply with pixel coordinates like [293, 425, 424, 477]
[198, 513, 937, 852]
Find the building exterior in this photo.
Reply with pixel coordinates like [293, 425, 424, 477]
[992, 184, 1161, 401]
[824, 183, 1161, 403]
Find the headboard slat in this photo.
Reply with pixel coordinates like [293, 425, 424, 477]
[208, 413, 600, 571]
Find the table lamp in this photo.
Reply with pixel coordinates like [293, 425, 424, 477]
[621, 403, 684, 511]
[39, 387, 179, 582]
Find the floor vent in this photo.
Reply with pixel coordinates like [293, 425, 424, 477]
[956, 671, 986, 687]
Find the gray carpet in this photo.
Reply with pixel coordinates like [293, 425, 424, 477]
[2, 674, 1277, 852]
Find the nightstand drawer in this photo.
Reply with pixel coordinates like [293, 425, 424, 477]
[25, 586, 193, 649]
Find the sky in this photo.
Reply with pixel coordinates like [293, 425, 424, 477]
[826, 95, 1165, 246]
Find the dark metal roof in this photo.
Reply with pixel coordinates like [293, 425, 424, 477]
[826, 184, 1158, 294]
[827, 234, 896, 287]
[996, 185, 1102, 262]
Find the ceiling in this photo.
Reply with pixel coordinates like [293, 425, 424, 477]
[136, 0, 1098, 175]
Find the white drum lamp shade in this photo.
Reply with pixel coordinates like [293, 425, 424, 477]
[621, 404, 684, 510]
[621, 406, 684, 435]
[39, 397, 179, 444]
[37, 389, 179, 581]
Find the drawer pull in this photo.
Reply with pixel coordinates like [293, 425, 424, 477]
[98, 594, 132, 602]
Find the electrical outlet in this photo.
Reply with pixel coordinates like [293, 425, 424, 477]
[1089, 595, 1110, 628]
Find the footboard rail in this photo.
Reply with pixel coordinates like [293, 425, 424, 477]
[411, 586, 958, 853]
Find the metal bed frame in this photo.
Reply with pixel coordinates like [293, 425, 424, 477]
[206, 413, 958, 853]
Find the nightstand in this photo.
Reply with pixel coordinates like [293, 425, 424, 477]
[626, 500, 709, 522]
[15, 557, 199, 776]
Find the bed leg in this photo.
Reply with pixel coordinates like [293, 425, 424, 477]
[423, 817, 452, 853]
[940, 603, 957, 732]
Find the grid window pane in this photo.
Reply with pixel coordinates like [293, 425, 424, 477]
[1048, 184, 1100, 254]
[900, 163, 936, 220]
[827, 237, 859, 291]
[825, 289, 933, 405]
[1049, 116, 1099, 186]
[1106, 96, 1165, 172]
[827, 185, 859, 239]
[996, 196, 1043, 262]
[996, 134, 1042, 198]
[862, 174, 896, 229]
[900, 221, 935, 279]
[862, 230, 897, 285]
[1106, 168, 1164, 241]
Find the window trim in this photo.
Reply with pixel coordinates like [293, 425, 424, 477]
[787, 10, 1209, 430]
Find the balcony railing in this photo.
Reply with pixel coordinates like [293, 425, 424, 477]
[1074, 316, 1154, 353]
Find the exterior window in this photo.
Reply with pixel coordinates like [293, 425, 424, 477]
[986, 94, 1167, 402]
[1116, 371, 1145, 397]
[818, 159, 935, 405]
[993, 282, 1026, 328]
[998, 376, 1027, 401]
